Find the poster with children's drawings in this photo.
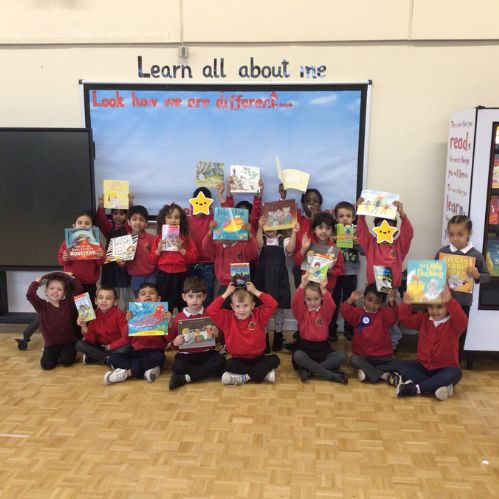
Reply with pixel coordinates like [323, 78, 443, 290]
[357, 190, 400, 220]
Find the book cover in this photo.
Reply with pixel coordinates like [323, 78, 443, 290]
[486, 238, 499, 277]
[161, 224, 180, 251]
[439, 253, 476, 294]
[305, 253, 334, 283]
[275, 154, 310, 192]
[230, 263, 251, 287]
[262, 199, 297, 231]
[230, 165, 261, 193]
[493, 157, 499, 188]
[103, 179, 129, 209]
[213, 207, 249, 241]
[196, 160, 224, 187]
[64, 227, 101, 260]
[128, 302, 169, 336]
[74, 292, 96, 322]
[406, 260, 447, 304]
[105, 234, 138, 263]
[177, 317, 217, 350]
[335, 224, 355, 249]
[374, 266, 393, 293]
[489, 196, 499, 225]
[356, 190, 400, 220]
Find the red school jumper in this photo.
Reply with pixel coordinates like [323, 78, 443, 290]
[149, 235, 198, 272]
[83, 306, 130, 350]
[57, 241, 105, 284]
[168, 308, 214, 353]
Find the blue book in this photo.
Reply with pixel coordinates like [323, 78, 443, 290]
[128, 302, 169, 336]
[213, 207, 249, 241]
[487, 238, 499, 277]
[406, 260, 447, 304]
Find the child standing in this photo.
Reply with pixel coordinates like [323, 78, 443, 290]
[435, 215, 491, 363]
[291, 274, 348, 384]
[394, 286, 468, 400]
[126, 205, 157, 297]
[340, 284, 400, 384]
[254, 215, 291, 352]
[207, 282, 280, 385]
[57, 211, 105, 304]
[150, 203, 198, 313]
[104, 283, 169, 384]
[76, 287, 131, 365]
[26, 272, 82, 370]
[168, 277, 226, 390]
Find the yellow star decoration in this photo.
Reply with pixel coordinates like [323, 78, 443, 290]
[372, 219, 398, 244]
[189, 190, 213, 215]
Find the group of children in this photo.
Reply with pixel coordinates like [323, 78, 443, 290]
[26, 179, 491, 400]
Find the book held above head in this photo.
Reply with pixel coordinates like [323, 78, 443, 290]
[356, 190, 400, 220]
[196, 160, 224, 188]
[103, 179, 129, 210]
[275, 154, 310, 192]
[230, 165, 261, 193]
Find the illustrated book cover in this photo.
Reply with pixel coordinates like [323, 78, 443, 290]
[335, 224, 355, 249]
[161, 224, 180, 251]
[105, 234, 138, 263]
[374, 266, 393, 293]
[439, 253, 476, 294]
[103, 179, 129, 210]
[196, 160, 224, 187]
[177, 317, 217, 350]
[230, 165, 261, 193]
[64, 227, 101, 260]
[74, 292, 96, 322]
[356, 190, 400, 220]
[486, 238, 499, 277]
[489, 195, 499, 225]
[128, 302, 169, 336]
[406, 260, 447, 304]
[275, 154, 310, 192]
[303, 253, 334, 283]
[230, 263, 251, 287]
[213, 207, 249, 241]
[261, 199, 297, 231]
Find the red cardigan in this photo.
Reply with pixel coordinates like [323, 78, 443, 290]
[149, 234, 198, 273]
[83, 306, 130, 350]
[206, 292, 277, 358]
[340, 301, 397, 358]
[291, 287, 335, 342]
[398, 299, 467, 370]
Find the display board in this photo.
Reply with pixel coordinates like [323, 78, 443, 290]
[0, 129, 95, 269]
[82, 83, 370, 215]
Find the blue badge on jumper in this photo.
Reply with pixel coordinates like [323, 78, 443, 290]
[357, 314, 371, 334]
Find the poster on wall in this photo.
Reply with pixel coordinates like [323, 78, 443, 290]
[441, 108, 477, 245]
[83, 83, 369, 216]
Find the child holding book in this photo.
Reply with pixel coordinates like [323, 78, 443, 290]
[95, 194, 131, 302]
[206, 281, 280, 385]
[254, 215, 291, 352]
[76, 287, 131, 365]
[394, 285, 468, 400]
[340, 284, 400, 384]
[104, 283, 170, 384]
[126, 205, 157, 297]
[150, 203, 198, 313]
[26, 272, 82, 370]
[58, 211, 105, 303]
[435, 215, 491, 363]
[291, 274, 348, 384]
[168, 277, 226, 390]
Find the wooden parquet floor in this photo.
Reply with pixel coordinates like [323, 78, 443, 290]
[0, 329, 499, 499]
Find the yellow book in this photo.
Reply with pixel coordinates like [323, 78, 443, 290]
[439, 253, 476, 294]
[275, 154, 310, 192]
[103, 179, 129, 209]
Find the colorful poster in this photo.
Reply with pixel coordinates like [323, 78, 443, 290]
[213, 207, 249, 241]
[356, 190, 400, 220]
[103, 179, 129, 209]
[406, 260, 447, 304]
[65, 227, 101, 260]
[196, 161, 224, 187]
[128, 302, 169, 336]
[262, 199, 297, 231]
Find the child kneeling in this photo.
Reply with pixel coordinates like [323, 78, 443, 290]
[207, 281, 279, 385]
[394, 285, 468, 401]
[291, 274, 348, 384]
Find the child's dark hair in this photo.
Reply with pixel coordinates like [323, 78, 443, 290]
[192, 187, 212, 199]
[183, 276, 208, 294]
[137, 282, 158, 293]
[73, 210, 93, 224]
[301, 188, 323, 206]
[312, 212, 335, 230]
[334, 201, 355, 219]
[128, 205, 149, 220]
[157, 203, 189, 236]
[448, 215, 472, 232]
[97, 286, 118, 300]
[236, 200, 253, 212]
[45, 274, 68, 293]
[364, 283, 386, 302]
[374, 217, 398, 228]
[232, 288, 254, 303]
[111, 208, 128, 216]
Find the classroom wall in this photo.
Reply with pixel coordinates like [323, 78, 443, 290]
[3, 1, 499, 312]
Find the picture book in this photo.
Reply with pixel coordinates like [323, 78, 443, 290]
[261, 199, 297, 231]
[230, 165, 261, 193]
[161, 224, 180, 251]
[374, 266, 393, 293]
[335, 224, 355, 249]
[64, 227, 101, 260]
[196, 160, 224, 187]
[103, 179, 129, 210]
[213, 207, 249, 241]
[177, 317, 217, 350]
[406, 260, 447, 304]
[128, 302, 169, 336]
[74, 292, 96, 322]
[489, 195, 499, 225]
[304, 253, 334, 283]
[230, 263, 251, 287]
[439, 253, 476, 294]
[486, 238, 499, 277]
[356, 190, 400, 220]
[105, 233, 138, 263]
[275, 154, 310, 192]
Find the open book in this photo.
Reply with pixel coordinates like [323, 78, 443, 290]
[275, 155, 310, 192]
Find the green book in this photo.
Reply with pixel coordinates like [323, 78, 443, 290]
[335, 224, 354, 249]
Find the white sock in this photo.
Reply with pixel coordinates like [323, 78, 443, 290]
[185, 374, 191, 383]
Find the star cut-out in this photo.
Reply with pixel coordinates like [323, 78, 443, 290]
[372, 219, 398, 244]
[189, 191, 213, 215]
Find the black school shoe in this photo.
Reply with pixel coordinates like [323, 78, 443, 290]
[396, 380, 417, 397]
[331, 370, 348, 385]
[169, 374, 187, 391]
